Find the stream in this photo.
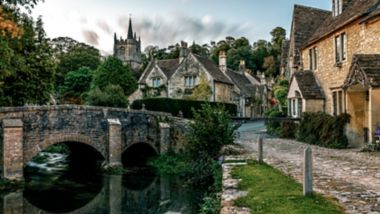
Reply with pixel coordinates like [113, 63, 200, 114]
[0, 152, 206, 214]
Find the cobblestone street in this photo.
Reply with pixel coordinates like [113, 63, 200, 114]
[237, 122, 380, 214]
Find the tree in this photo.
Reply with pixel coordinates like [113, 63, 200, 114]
[61, 67, 93, 104]
[54, 38, 101, 90]
[273, 78, 289, 111]
[191, 73, 212, 101]
[91, 56, 137, 96]
[227, 46, 255, 71]
[86, 85, 129, 108]
[0, 13, 55, 106]
[252, 40, 271, 74]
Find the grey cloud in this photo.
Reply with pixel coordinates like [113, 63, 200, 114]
[82, 30, 99, 45]
[117, 13, 251, 49]
[97, 21, 112, 35]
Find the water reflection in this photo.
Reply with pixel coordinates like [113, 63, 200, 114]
[1, 170, 204, 214]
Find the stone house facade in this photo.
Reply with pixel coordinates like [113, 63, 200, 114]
[113, 18, 142, 71]
[286, 0, 380, 147]
[132, 42, 268, 117]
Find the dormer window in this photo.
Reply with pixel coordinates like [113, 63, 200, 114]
[333, 0, 343, 17]
[152, 78, 161, 88]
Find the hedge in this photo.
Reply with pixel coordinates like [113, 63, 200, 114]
[130, 98, 237, 118]
[297, 112, 350, 149]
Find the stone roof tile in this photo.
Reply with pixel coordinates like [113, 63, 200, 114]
[293, 71, 324, 99]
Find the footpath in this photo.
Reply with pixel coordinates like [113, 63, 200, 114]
[236, 127, 380, 214]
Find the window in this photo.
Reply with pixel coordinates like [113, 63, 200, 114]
[185, 76, 196, 88]
[332, 90, 345, 115]
[335, 33, 347, 64]
[333, 0, 343, 16]
[152, 78, 161, 88]
[341, 33, 347, 61]
[309, 47, 318, 70]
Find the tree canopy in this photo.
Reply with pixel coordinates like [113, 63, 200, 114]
[0, 10, 55, 106]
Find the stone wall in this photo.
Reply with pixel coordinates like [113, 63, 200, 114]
[214, 82, 232, 103]
[303, 99, 324, 113]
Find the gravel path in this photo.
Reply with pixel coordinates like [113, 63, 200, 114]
[237, 123, 380, 214]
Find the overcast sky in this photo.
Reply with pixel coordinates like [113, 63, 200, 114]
[32, 0, 331, 55]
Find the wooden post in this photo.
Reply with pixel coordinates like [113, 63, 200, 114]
[303, 147, 313, 196]
[258, 137, 263, 164]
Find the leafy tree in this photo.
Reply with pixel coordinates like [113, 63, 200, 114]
[86, 85, 129, 108]
[191, 73, 212, 101]
[273, 78, 289, 111]
[227, 46, 255, 71]
[189, 41, 210, 57]
[0, 13, 55, 106]
[186, 104, 236, 183]
[187, 104, 236, 160]
[91, 56, 137, 96]
[252, 40, 271, 74]
[61, 67, 93, 104]
[55, 39, 101, 90]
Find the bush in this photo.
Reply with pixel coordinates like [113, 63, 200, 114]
[85, 85, 129, 108]
[264, 107, 286, 135]
[130, 98, 237, 118]
[297, 112, 350, 149]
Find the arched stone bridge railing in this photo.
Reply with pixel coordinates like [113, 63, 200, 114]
[0, 105, 183, 181]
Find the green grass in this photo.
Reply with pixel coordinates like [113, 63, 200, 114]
[232, 161, 344, 214]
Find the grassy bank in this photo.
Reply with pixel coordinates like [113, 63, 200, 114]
[232, 161, 343, 214]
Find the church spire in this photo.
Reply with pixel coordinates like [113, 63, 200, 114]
[127, 16, 134, 39]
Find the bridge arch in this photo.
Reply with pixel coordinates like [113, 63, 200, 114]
[122, 142, 158, 167]
[24, 134, 106, 166]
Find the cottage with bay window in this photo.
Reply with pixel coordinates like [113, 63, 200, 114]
[286, 0, 380, 146]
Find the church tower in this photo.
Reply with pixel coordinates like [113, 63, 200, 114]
[113, 17, 142, 71]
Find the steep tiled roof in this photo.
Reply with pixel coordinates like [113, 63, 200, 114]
[156, 59, 179, 78]
[281, 40, 290, 69]
[193, 54, 233, 85]
[344, 54, 380, 88]
[305, 0, 380, 47]
[139, 59, 179, 84]
[291, 5, 331, 56]
[139, 61, 155, 83]
[293, 71, 324, 99]
[226, 69, 257, 97]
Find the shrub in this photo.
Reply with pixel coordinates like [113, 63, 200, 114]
[85, 85, 129, 108]
[297, 112, 350, 149]
[264, 107, 286, 135]
[130, 98, 237, 118]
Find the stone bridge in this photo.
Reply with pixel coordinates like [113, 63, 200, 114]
[0, 105, 187, 180]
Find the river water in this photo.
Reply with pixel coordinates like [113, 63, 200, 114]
[1, 153, 206, 214]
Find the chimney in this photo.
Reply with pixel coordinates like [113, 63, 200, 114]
[219, 51, 227, 73]
[179, 41, 189, 63]
[239, 60, 246, 74]
[260, 72, 266, 85]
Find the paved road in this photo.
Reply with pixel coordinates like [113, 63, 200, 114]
[237, 121, 380, 214]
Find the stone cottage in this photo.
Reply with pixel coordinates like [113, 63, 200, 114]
[286, 0, 380, 146]
[132, 42, 268, 117]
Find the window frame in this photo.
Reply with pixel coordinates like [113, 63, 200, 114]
[152, 77, 161, 88]
[332, 90, 345, 116]
[184, 76, 197, 88]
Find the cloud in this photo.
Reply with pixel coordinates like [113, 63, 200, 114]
[82, 30, 99, 45]
[97, 20, 112, 35]
[116, 12, 251, 51]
